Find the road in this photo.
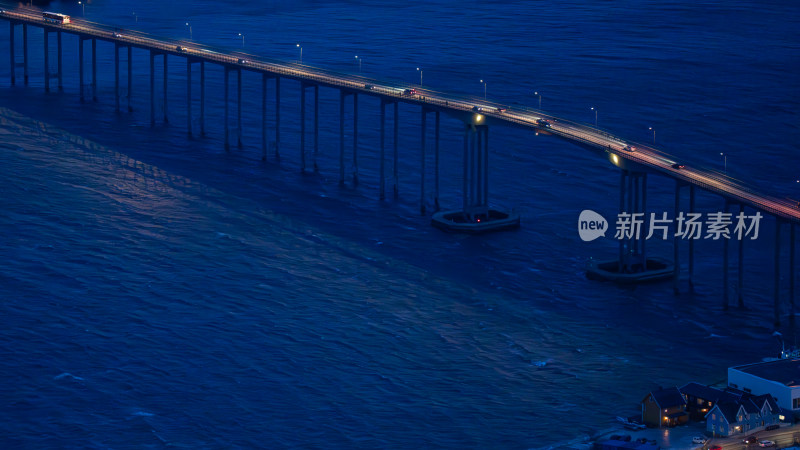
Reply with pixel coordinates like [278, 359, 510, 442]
[2, 6, 799, 224]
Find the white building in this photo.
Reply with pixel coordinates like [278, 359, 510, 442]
[728, 359, 800, 412]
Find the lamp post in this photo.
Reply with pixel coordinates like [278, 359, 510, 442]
[534, 91, 541, 110]
[649, 126, 655, 144]
[721, 152, 727, 173]
[480, 79, 486, 99]
[591, 107, 597, 127]
[238, 33, 245, 48]
[186, 22, 192, 40]
[355, 55, 361, 72]
[297, 44, 302, 64]
[78, 1, 85, 16]
[417, 67, 423, 86]
[132, 11, 137, 23]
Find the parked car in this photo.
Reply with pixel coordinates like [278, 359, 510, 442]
[758, 440, 775, 448]
[709, 446, 722, 450]
[692, 436, 708, 444]
[743, 435, 758, 444]
[764, 424, 779, 431]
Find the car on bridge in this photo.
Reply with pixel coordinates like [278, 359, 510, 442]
[624, 145, 636, 152]
[176, 46, 187, 52]
[472, 106, 485, 112]
[496, 107, 507, 113]
[113, 32, 122, 38]
[237, 58, 249, 64]
[536, 119, 552, 128]
[671, 163, 685, 169]
[364, 84, 375, 90]
[403, 88, 417, 96]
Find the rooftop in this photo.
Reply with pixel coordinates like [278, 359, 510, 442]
[731, 358, 800, 387]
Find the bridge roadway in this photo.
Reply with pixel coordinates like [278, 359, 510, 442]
[2, 7, 799, 225]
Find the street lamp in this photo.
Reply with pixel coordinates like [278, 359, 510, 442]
[297, 44, 302, 64]
[721, 152, 727, 173]
[132, 11, 137, 23]
[238, 33, 245, 48]
[355, 55, 361, 72]
[417, 67, 423, 86]
[185, 22, 192, 40]
[78, 1, 85, 16]
[649, 126, 655, 144]
[591, 107, 597, 127]
[480, 79, 486, 99]
[534, 91, 541, 110]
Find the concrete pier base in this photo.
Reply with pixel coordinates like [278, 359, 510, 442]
[431, 209, 520, 234]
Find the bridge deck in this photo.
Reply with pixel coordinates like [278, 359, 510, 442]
[1, 7, 798, 224]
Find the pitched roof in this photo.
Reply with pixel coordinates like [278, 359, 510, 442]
[709, 401, 742, 424]
[749, 394, 779, 413]
[680, 382, 740, 403]
[650, 387, 686, 409]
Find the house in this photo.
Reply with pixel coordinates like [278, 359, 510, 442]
[680, 382, 741, 421]
[728, 358, 800, 412]
[641, 387, 688, 428]
[705, 394, 780, 437]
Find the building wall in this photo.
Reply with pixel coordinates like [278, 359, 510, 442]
[706, 409, 731, 437]
[729, 367, 798, 411]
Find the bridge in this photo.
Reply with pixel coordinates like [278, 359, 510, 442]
[1, 5, 797, 325]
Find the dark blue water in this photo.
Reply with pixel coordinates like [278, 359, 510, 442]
[1, 1, 799, 448]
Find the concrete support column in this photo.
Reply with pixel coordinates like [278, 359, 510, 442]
[352, 92, 359, 185]
[199, 61, 205, 135]
[149, 51, 155, 125]
[723, 200, 730, 309]
[43, 30, 49, 92]
[775, 220, 782, 327]
[619, 170, 627, 274]
[737, 204, 745, 308]
[23, 23, 28, 85]
[314, 84, 319, 171]
[300, 82, 306, 171]
[393, 102, 399, 198]
[237, 68, 242, 147]
[434, 111, 440, 211]
[275, 77, 281, 159]
[186, 59, 192, 136]
[463, 124, 469, 214]
[791, 225, 796, 327]
[57, 31, 62, 91]
[673, 181, 681, 294]
[641, 173, 648, 271]
[91, 38, 97, 102]
[261, 74, 267, 161]
[483, 125, 489, 209]
[162, 53, 168, 122]
[9, 22, 14, 86]
[379, 100, 386, 200]
[115, 44, 120, 111]
[127, 46, 132, 112]
[339, 90, 345, 184]
[224, 68, 229, 151]
[420, 109, 427, 215]
[688, 185, 696, 289]
[79, 38, 85, 102]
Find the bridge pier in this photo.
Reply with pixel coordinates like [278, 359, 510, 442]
[393, 101, 399, 198]
[353, 92, 359, 185]
[737, 204, 745, 308]
[261, 73, 268, 160]
[79, 37, 85, 101]
[688, 185, 696, 289]
[115, 43, 120, 111]
[23, 24, 28, 85]
[420, 108, 427, 214]
[43, 29, 48, 92]
[9, 21, 14, 85]
[163, 53, 168, 122]
[673, 180, 681, 294]
[200, 61, 205, 135]
[92, 38, 97, 102]
[338, 90, 359, 185]
[224, 67, 229, 150]
[313, 84, 319, 171]
[434, 110, 440, 211]
[237, 68, 242, 148]
[723, 200, 731, 309]
[275, 77, 281, 159]
[127, 46, 132, 112]
[791, 225, 796, 327]
[775, 220, 782, 327]
[57, 31, 62, 91]
[149, 50, 155, 124]
[186, 58, 192, 135]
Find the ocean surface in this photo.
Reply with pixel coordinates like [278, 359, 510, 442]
[0, 0, 798, 448]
